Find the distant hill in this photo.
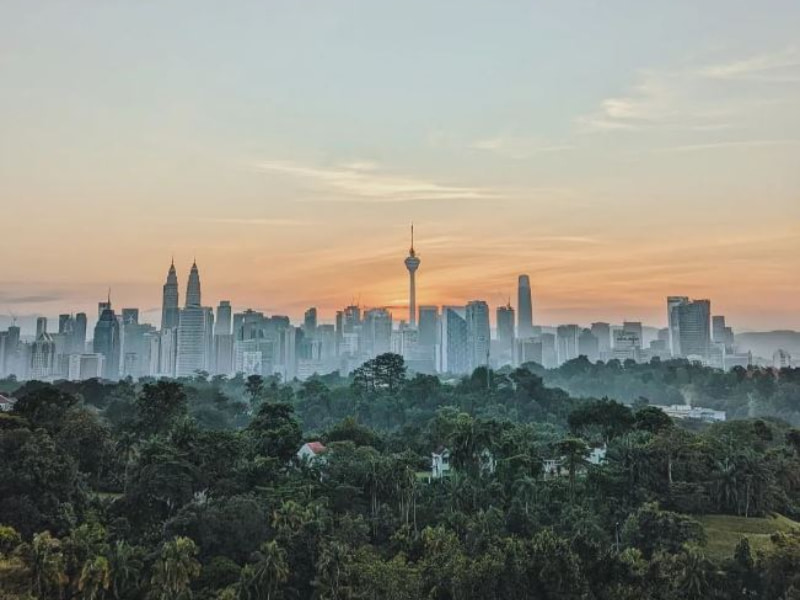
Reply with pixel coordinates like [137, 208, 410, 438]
[735, 330, 800, 360]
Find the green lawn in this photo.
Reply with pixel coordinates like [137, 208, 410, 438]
[696, 513, 800, 560]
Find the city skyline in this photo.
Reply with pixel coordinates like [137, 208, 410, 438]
[0, 243, 793, 337]
[2, 2, 799, 332]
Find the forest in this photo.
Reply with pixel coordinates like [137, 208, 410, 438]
[2, 355, 800, 599]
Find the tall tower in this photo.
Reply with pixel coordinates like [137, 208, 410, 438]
[186, 260, 201, 308]
[161, 259, 180, 330]
[517, 274, 533, 338]
[404, 225, 421, 327]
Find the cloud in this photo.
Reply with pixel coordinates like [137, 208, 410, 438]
[575, 47, 800, 134]
[254, 160, 494, 203]
[699, 47, 800, 81]
[468, 135, 574, 159]
[197, 217, 311, 226]
[654, 139, 800, 153]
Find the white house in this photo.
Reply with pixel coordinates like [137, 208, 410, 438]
[297, 441, 327, 463]
[431, 447, 451, 479]
[430, 447, 496, 480]
[0, 394, 16, 412]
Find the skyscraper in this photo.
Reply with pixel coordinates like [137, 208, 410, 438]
[496, 303, 515, 367]
[186, 260, 201, 308]
[667, 296, 689, 356]
[440, 306, 467, 374]
[161, 259, 180, 330]
[176, 306, 214, 377]
[404, 225, 421, 327]
[556, 325, 580, 365]
[303, 307, 318, 336]
[517, 275, 533, 338]
[93, 298, 120, 379]
[676, 299, 711, 360]
[466, 300, 490, 372]
[74, 313, 87, 354]
[362, 308, 392, 357]
[36, 317, 47, 338]
[216, 301, 233, 336]
[590, 322, 612, 357]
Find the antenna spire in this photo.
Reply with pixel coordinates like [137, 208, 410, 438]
[409, 223, 415, 256]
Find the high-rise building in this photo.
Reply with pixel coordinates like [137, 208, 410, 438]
[404, 225, 421, 327]
[517, 275, 533, 338]
[556, 325, 580, 365]
[216, 301, 233, 336]
[122, 308, 139, 325]
[303, 308, 318, 336]
[667, 296, 689, 356]
[362, 308, 392, 358]
[496, 303, 515, 367]
[578, 328, 599, 362]
[465, 300, 490, 371]
[176, 306, 214, 377]
[161, 259, 180, 330]
[590, 322, 612, 357]
[621, 321, 643, 349]
[712, 315, 735, 352]
[93, 299, 120, 379]
[676, 299, 711, 360]
[29, 329, 56, 380]
[439, 306, 468, 374]
[418, 306, 438, 347]
[36, 317, 47, 338]
[186, 260, 202, 308]
[74, 313, 87, 354]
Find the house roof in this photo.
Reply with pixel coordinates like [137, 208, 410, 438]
[305, 441, 326, 455]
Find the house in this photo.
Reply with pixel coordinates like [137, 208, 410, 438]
[430, 447, 496, 480]
[297, 441, 327, 463]
[431, 447, 451, 479]
[0, 394, 16, 412]
[656, 404, 726, 423]
[543, 444, 607, 479]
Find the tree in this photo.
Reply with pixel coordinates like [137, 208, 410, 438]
[239, 540, 289, 600]
[633, 406, 674, 434]
[554, 437, 590, 501]
[78, 555, 112, 600]
[28, 531, 67, 599]
[247, 402, 302, 463]
[568, 398, 634, 442]
[621, 503, 706, 558]
[149, 537, 201, 600]
[135, 382, 188, 437]
[245, 375, 265, 407]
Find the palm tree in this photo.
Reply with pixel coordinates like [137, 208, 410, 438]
[29, 531, 67, 600]
[238, 541, 289, 600]
[109, 540, 142, 600]
[78, 555, 112, 600]
[513, 476, 537, 517]
[313, 541, 350, 600]
[149, 537, 201, 600]
[555, 438, 589, 502]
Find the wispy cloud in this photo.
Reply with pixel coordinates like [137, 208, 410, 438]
[699, 47, 800, 81]
[654, 139, 800, 153]
[254, 160, 494, 203]
[468, 135, 574, 159]
[197, 217, 311, 226]
[576, 47, 800, 134]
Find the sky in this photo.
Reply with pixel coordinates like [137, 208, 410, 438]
[1, 0, 799, 333]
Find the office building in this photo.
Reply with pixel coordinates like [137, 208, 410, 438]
[496, 303, 515, 367]
[466, 300, 490, 371]
[161, 259, 180, 330]
[517, 275, 534, 338]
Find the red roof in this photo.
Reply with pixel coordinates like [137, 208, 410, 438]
[306, 441, 326, 455]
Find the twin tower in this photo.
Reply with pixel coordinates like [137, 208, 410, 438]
[161, 259, 202, 330]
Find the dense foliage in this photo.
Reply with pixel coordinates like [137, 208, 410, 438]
[1, 356, 800, 599]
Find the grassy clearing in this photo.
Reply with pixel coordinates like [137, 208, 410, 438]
[696, 513, 800, 560]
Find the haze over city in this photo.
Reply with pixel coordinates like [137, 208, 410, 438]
[2, 1, 799, 331]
